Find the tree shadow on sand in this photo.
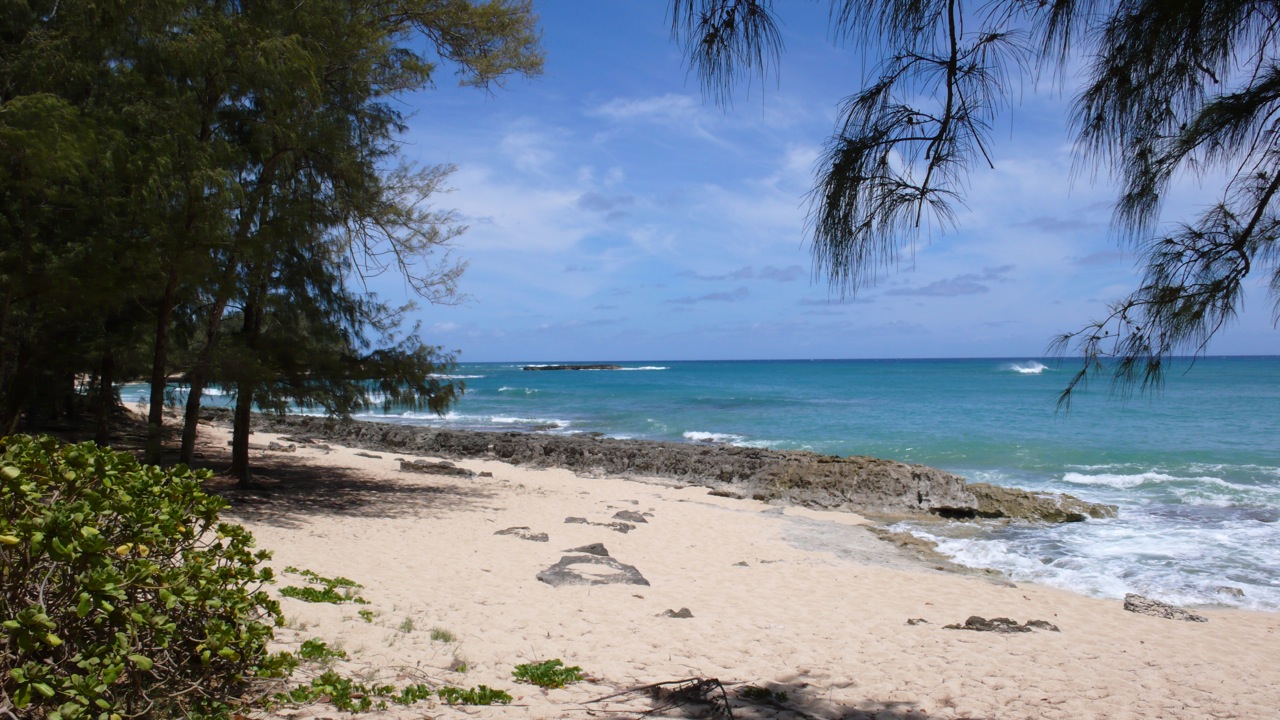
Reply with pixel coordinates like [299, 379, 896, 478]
[191, 452, 499, 530]
[594, 676, 972, 720]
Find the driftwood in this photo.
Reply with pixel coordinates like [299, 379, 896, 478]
[587, 677, 735, 719]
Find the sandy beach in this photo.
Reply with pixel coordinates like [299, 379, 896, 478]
[196, 423, 1280, 720]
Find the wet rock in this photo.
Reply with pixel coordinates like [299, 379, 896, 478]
[494, 526, 549, 542]
[537, 554, 649, 587]
[660, 608, 693, 618]
[478, 471, 494, 478]
[964, 483, 1117, 522]
[1124, 593, 1208, 622]
[612, 510, 648, 523]
[565, 543, 610, 557]
[944, 616, 1060, 633]
[399, 459, 475, 478]
[1216, 586, 1245, 598]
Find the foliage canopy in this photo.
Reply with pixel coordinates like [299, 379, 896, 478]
[672, 0, 1280, 400]
[0, 0, 543, 470]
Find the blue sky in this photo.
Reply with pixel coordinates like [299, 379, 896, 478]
[388, 1, 1280, 363]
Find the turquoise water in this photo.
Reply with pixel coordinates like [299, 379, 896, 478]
[122, 356, 1280, 610]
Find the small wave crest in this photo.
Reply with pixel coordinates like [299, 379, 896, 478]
[617, 366, 669, 371]
[1063, 470, 1233, 490]
[1006, 361, 1048, 375]
[683, 430, 746, 444]
[498, 386, 539, 395]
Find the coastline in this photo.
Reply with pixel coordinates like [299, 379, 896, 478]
[183, 414, 1280, 719]
[209, 408, 1115, 525]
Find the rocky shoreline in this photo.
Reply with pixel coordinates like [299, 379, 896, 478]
[211, 409, 1115, 524]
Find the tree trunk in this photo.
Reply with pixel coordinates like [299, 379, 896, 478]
[229, 384, 254, 484]
[179, 296, 232, 464]
[228, 281, 264, 485]
[145, 267, 181, 464]
[94, 347, 115, 446]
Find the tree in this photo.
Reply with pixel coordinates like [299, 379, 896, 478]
[0, 0, 542, 468]
[671, 0, 1280, 400]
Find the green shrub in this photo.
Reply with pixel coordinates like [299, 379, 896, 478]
[512, 658, 585, 688]
[297, 639, 346, 663]
[278, 567, 368, 605]
[0, 435, 284, 720]
[277, 672, 444, 712]
[436, 685, 512, 705]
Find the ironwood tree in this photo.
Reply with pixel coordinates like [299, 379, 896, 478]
[672, 0, 1280, 401]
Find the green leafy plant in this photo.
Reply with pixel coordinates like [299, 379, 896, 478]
[297, 639, 347, 663]
[0, 436, 283, 720]
[279, 567, 368, 605]
[436, 685, 512, 705]
[429, 627, 454, 642]
[397, 617, 414, 633]
[357, 609, 375, 623]
[512, 659, 585, 689]
[278, 671, 391, 712]
[278, 672, 465, 712]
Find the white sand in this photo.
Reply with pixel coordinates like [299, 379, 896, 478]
[200, 424, 1280, 720]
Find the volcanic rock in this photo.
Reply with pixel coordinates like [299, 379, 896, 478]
[536, 554, 649, 587]
[944, 616, 1060, 633]
[399, 459, 475, 478]
[211, 409, 1117, 523]
[1123, 594, 1208, 622]
[494, 526, 549, 542]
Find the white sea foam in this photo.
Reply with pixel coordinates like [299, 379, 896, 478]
[498, 386, 538, 395]
[490, 415, 566, 428]
[683, 431, 746, 444]
[617, 366, 669, 371]
[429, 374, 485, 379]
[1061, 470, 1236, 490]
[1007, 361, 1048, 375]
[894, 518, 1280, 611]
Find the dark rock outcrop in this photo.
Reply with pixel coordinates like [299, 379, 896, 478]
[494, 526, 549, 542]
[944, 616, 1060, 633]
[398, 459, 475, 478]
[536, 554, 649, 587]
[965, 483, 1117, 522]
[212, 409, 1115, 523]
[564, 517, 634, 533]
[612, 510, 648, 523]
[565, 543, 610, 557]
[1123, 593, 1208, 622]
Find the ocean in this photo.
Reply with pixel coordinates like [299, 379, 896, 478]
[122, 356, 1280, 610]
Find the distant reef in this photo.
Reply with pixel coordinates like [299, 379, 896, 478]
[213, 409, 1116, 524]
[523, 364, 622, 371]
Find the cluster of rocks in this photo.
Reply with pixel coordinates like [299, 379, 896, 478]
[219, 409, 1116, 523]
[493, 510, 659, 595]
